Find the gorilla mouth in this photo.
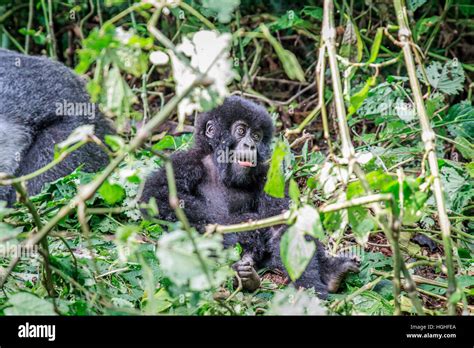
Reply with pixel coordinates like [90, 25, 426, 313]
[235, 150, 257, 167]
[237, 160, 255, 167]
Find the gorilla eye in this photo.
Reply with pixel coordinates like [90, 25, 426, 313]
[252, 132, 262, 141]
[205, 121, 215, 138]
[236, 125, 246, 137]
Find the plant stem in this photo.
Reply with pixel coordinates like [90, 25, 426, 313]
[393, 0, 457, 315]
[164, 160, 212, 285]
[25, 0, 34, 53]
[179, 2, 216, 30]
[207, 193, 393, 234]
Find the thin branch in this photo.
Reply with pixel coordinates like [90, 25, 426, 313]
[394, 0, 457, 315]
[164, 159, 212, 284]
[206, 193, 394, 234]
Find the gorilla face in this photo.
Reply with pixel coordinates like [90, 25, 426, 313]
[205, 118, 270, 189]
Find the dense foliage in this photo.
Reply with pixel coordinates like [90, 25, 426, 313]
[0, 0, 472, 315]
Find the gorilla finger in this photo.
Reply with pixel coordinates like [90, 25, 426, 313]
[238, 271, 254, 278]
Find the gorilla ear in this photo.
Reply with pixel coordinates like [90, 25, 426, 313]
[205, 121, 215, 138]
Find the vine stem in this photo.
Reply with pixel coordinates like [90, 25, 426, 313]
[11, 182, 55, 300]
[393, 0, 457, 315]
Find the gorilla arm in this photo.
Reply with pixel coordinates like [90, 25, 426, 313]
[141, 149, 219, 228]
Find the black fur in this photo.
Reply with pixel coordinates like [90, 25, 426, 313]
[141, 96, 359, 297]
[0, 49, 113, 204]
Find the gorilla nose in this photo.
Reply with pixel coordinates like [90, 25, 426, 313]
[244, 143, 256, 151]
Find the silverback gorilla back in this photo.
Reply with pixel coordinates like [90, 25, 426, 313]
[0, 48, 113, 204]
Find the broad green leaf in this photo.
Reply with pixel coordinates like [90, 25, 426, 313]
[280, 227, 315, 281]
[280, 205, 323, 281]
[270, 11, 313, 30]
[99, 180, 125, 205]
[5, 293, 57, 315]
[152, 135, 177, 152]
[438, 165, 473, 213]
[102, 66, 137, 114]
[264, 141, 287, 198]
[260, 24, 306, 82]
[418, 60, 465, 95]
[446, 101, 474, 140]
[110, 46, 148, 77]
[467, 162, 474, 178]
[147, 288, 173, 314]
[348, 207, 374, 244]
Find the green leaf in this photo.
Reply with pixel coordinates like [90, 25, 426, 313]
[156, 230, 236, 291]
[448, 288, 463, 304]
[264, 141, 287, 198]
[454, 136, 474, 159]
[110, 46, 148, 77]
[446, 101, 474, 140]
[152, 135, 176, 152]
[467, 162, 474, 178]
[5, 293, 57, 315]
[348, 207, 375, 244]
[99, 180, 125, 205]
[367, 28, 384, 64]
[105, 135, 125, 152]
[260, 24, 306, 82]
[280, 226, 316, 281]
[414, 16, 440, 41]
[102, 66, 137, 114]
[150, 288, 173, 313]
[280, 205, 323, 281]
[438, 165, 473, 213]
[301, 6, 323, 21]
[267, 286, 326, 315]
[289, 179, 300, 204]
[270, 11, 313, 30]
[348, 76, 376, 116]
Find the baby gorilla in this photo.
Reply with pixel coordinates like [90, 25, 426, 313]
[141, 96, 359, 297]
